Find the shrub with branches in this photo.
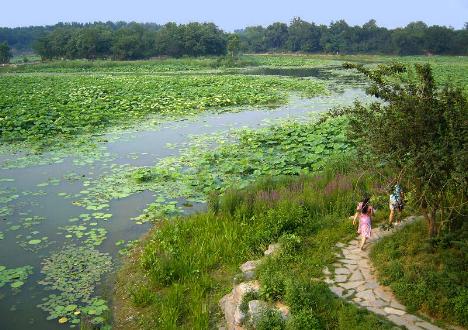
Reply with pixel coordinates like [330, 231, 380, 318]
[343, 62, 467, 237]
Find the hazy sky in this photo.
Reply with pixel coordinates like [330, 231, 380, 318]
[1, 0, 467, 30]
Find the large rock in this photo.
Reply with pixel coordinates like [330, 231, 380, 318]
[233, 307, 246, 326]
[219, 281, 260, 329]
[240, 260, 261, 273]
[264, 243, 281, 256]
[233, 281, 260, 302]
[219, 293, 238, 329]
[275, 302, 290, 320]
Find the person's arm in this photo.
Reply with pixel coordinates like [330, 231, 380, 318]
[353, 212, 359, 225]
[353, 203, 361, 225]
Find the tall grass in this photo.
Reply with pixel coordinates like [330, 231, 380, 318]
[114, 157, 395, 329]
[371, 220, 468, 327]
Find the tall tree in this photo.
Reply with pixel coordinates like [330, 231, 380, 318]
[344, 62, 467, 237]
[111, 23, 147, 60]
[320, 20, 351, 53]
[265, 22, 288, 50]
[425, 25, 456, 54]
[155, 22, 183, 57]
[286, 17, 322, 52]
[392, 21, 428, 55]
[0, 42, 12, 64]
[227, 34, 241, 58]
[237, 26, 267, 53]
[356, 19, 392, 53]
[12, 19, 468, 58]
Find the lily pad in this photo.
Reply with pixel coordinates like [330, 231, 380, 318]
[58, 317, 68, 324]
[65, 304, 77, 311]
[10, 281, 24, 288]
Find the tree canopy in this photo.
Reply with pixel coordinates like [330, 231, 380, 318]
[1, 18, 466, 60]
[343, 62, 467, 237]
[0, 42, 12, 64]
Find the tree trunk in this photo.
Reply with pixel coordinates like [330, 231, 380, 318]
[423, 208, 437, 237]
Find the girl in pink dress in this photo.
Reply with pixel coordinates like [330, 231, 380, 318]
[353, 197, 374, 250]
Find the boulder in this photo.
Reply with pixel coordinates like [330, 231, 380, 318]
[240, 260, 261, 273]
[275, 301, 290, 320]
[264, 243, 281, 256]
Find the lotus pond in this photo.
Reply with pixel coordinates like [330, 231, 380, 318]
[0, 54, 465, 329]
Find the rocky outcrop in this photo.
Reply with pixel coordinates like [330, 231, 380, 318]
[219, 243, 290, 330]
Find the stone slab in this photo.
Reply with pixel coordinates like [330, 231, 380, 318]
[384, 307, 406, 316]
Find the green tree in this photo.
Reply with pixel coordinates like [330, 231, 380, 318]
[286, 17, 322, 52]
[155, 22, 183, 57]
[344, 62, 467, 237]
[320, 20, 351, 53]
[237, 26, 266, 52]
[111, 23, 146, 60]
[392, 21, 428, 55]
[0, 41, 12, 64]
[424, 25, 456, 54]
[265, 22, 288, 50]
[356, 19, 392, 53]
[227, 34, 240, 58]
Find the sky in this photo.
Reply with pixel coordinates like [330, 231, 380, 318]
[1, 0, 467, 30]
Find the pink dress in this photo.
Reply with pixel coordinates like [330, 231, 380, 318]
[356, 202, 373, 238]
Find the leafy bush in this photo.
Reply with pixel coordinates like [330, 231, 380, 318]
[258, 260, 287, 301]
[371, 220, 468, 326]
[284, 280, 332, 314]
[278, 233, 302, 255]
[344, 62, 467, 236]
[255, 308, 285, 330]
[286, 309, 321, 330]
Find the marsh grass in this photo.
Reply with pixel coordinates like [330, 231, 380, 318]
[114, 156, 397, 329]
[371, 220, 468, 327]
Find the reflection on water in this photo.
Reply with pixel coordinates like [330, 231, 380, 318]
[0, 85, 370, 330]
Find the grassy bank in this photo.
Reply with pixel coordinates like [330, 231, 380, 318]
[370, 220, 468, 327]
[113, 157, 397, 329]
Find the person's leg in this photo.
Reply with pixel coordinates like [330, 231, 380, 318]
[360, 236, 366, 250]
[389, 208, 395, 224]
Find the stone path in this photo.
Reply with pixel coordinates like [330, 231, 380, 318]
[323, 216, 443, 330]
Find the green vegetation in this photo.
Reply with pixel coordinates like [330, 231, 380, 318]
[0, 74, 326, 149]
[371, 220, 468, 327]
[0, 53, 466, 330]
[114, 157, 395, 329]
[2, 19, 467, 60]
[343, 62, 467, 236]
[75, 116, 351, 216]
[37, 245, 112, 326]
[0, 57, 225, 73]
[0, 41, 12, 64]
[0, 264, 33, 289]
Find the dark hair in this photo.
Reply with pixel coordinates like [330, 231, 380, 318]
[361, 197, 370, 214]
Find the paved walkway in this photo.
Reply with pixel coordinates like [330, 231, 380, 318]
[323, 216, 443, 330]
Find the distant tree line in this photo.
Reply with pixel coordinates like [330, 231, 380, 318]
[32, 22, 226, 60]
[0, 18, 466, 61]
[238, 18, 468, 55]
